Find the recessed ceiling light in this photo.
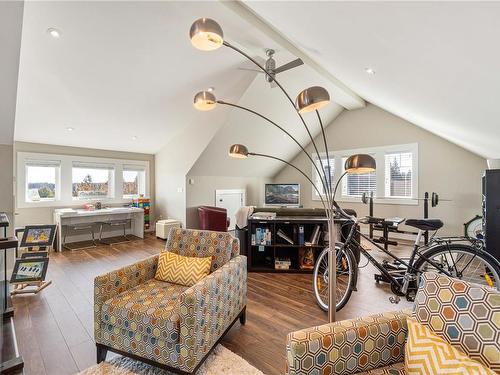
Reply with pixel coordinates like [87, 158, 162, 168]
[365, 67, 376, 75]
[66, 127, 74, 132]
[131, 136, 137, 141]
[207, 87, 215, 92]
[47, 28, 61, 38]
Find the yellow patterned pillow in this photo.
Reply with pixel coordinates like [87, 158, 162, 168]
[155, 251, 211, 287]
[405, 318, 495, 375]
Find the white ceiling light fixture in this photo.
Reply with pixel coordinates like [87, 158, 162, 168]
[47, 27, 61, 38]
[131, 136, 137, 141]
[365, 67, 376, 75]
[66, 126, 74, 132]
[207, 87, 215, 92]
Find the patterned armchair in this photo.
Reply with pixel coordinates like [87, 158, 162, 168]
[94, 229, 247, 374]
[286, 272, 499, 375]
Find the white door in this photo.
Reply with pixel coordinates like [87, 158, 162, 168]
[215, 189, 246, 230]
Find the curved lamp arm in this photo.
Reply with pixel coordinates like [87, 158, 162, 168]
[222, 40, 329, 188]
[249, 152, 330, 214]
[218, 100, 331, 204]
[316, 110, 332, 198]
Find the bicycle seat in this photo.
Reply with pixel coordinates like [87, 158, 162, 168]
[405, 218, 443, 231]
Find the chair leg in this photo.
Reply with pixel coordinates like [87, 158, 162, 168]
[239, 306, 246, 325]
[96, 344, 108, 363]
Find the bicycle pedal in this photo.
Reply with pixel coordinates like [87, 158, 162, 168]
[389, 296, 401, 304]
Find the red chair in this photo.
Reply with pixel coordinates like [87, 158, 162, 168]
[198, 206, 230, 232]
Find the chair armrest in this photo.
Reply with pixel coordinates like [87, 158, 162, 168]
[178, 255, 247, 370]
[286, 309, 411, 375]
[93, 254, 158, 341]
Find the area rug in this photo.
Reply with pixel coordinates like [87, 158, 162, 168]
[77, 345, 265, 375]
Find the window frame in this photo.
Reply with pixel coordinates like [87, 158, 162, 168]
[72, 162, 115, 201]
[24, 160, 61, 204]
[122, 165, 147, 199]
[311, 143, 418, 205]
[16, 152, 150, 208]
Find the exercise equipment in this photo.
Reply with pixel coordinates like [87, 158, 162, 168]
[464, 215, 483, 239]
[361, 191, 450, 247]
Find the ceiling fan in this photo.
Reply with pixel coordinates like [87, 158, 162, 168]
[239, 49, 304, 87]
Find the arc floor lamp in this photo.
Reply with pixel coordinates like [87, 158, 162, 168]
[189, 17, 376, 322]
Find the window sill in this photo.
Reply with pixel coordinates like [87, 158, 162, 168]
[17, 197, 132, 209]
[312, 196, 419, 206]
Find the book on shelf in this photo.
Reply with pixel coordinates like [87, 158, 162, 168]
[309, 224, 322, 245]
[298, 225, 305, 245]
[253, 227, 272, 246]
[277, 229, 294, 245]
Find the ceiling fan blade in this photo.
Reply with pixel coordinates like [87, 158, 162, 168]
[274, 58, 304, 74]
[237, 67, 263, 73]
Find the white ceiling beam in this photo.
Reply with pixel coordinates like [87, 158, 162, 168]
[222, 1, 365, 110]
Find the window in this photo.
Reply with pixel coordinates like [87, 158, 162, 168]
[17, 151, 150, 208]
[123, 166, 146, 198]
[72, 162, 114, 199]
[385, 152, 413, 198]
[25, 160, 60, 202]
[342, 157, 376, 197]
[311, 143, 418, 204]
[313, 155, 335, 197]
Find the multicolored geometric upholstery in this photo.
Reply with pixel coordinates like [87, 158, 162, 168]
[287, 272, 500, 375]
[356, 362, 405, 375]
[405, 317, 495, 375]
[413, 272, 499, 371]
[286, 310, 411, 375]
[94, 229, 247, 373]
[165, 228, 239, 272]
[101, 279, 187, 342]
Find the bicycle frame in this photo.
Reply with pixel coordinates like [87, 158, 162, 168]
[337, 217, 458, 293]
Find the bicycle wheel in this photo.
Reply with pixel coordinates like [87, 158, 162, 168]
[313, 244, 357, 312]
[414, 244, 500, 290]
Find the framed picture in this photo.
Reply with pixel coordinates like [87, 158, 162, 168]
[21, 251, 48, 259]
[20, 225, 56, 248]
[10, 258, 49, 284]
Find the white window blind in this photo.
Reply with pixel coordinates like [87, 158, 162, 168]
[313, 156, 334, 196]
[385, 152, 413, 197]
[341, 157, 376, 197]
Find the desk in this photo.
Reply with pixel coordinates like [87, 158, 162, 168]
[53, 207, 144, 252]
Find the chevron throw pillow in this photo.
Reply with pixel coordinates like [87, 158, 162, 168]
[155, 251, 211, 287]
[405, 318, 495, 375]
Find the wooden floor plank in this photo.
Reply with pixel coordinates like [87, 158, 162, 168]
[11, 233, 412, 375]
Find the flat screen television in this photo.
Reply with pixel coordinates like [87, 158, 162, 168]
[265, 183, 300, 207]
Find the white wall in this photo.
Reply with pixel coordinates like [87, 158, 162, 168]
[185, 175, 270, 229]
[14, 142, 155, 229]
[0, 145, 14, 236]
[273, 104, 487, 235]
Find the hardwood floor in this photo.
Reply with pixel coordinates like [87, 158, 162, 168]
[11, 234, 412, 375]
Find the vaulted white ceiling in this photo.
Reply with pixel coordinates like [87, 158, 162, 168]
[13, 1, 361, 177]
[14, 1, 264, 153]
[245, 1, 500, 159]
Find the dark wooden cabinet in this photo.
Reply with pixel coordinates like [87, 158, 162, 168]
[482, 170, 500, 261]
[247, 215, 356, 273]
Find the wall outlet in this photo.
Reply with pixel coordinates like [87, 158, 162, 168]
[177, 187, 184, 193]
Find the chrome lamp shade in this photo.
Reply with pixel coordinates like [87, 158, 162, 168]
[344, 154, 376, 174]
[229, 144, 249, 159]
[296, 86, 330, 113]
[190, 18, 224, 51]
[193, 91, 217, 111]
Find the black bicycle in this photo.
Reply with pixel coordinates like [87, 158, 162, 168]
[313, 214, 500, 311]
